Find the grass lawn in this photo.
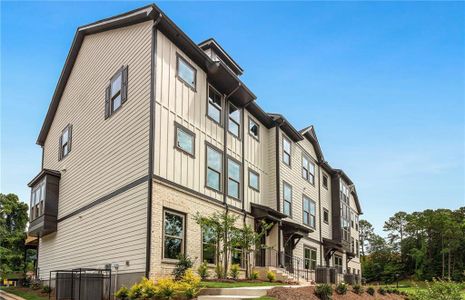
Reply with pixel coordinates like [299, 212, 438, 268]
[0, 287, 49, 300]
[200, 281, 286, 288]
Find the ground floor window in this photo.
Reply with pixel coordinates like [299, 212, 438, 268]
[202, 227, 216, 264]
[304, 247, 317, 270]
[163, 210, 185, 259]
[334, 255, 343, 273]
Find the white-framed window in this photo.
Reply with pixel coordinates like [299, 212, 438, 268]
[282, 136, 291, 166]
[228, 103, 241, 137]
[303, 196, 316, 228]
[248, 169, 260, 191]
[227, 158, 241, 199]
[177, 54, 196, 89]
[175, 123, 195, 156]
[207, 85, 222, 124]
[304, 247, 317, 270]
[206, 145, 223, 191]
[248, 118, 259, 140]
[283, 182, 292, 217]
[59, 124, 72, 160]
[302, 156, 315, 184]
[163, 210, 185, 260]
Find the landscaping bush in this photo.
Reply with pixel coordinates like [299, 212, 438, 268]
[115, 286, 129, 300]
[335, 282, 348, 295]
[412, 279, 463, 300]
[172, 254, 193, 281]
[352, 284, 364, 295]
[249, 270, 259, 280]
[367, 287, 375, 296]
[378, 287, 386, 295]
[229, 264, 240, 280]
[42, 285, 52, 293]
[266, 270, 276, 282]
[197, 261, 209, 280]
[315, 283, 333, 300]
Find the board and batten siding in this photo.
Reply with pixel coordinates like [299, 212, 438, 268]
[39, 21, 153, 278]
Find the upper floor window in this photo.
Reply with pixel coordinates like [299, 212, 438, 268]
[227, 158, 241, 199]
[248, 118, 259, 141]
[228, 103, 241, 138]
[248, 169, 260, 192]
[303, 196, 316, 228]
[177, 55, 196, 89]
[59, 124, 72, 160]
[30, 179, 45, 221]
[283, 182, 292, 217]
[163, 210, 185, 260]
[302, 156, 315, 184]
[304, 247, 317, 270]
[323, 174, 329, 189]
[175, 122, 195, 157]
[323, 208, 329, 224]
[207, 86, 222, 124]
[282, 136, 291, 166]
[206, 145, 223, 191]
[105, 66, 128, 118]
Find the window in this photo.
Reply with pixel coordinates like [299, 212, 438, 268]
[282, 136, 291, 166]
[207, 86, 222, 124]
[202, 227, 216, 264]
[206, 145, 223, 191]
[177, 55, 196, 89]
[283, 182, 292, 217]
[323, 208, 329, 224]
[303, 196, 316, 228]
[248, 169, 260, 191]
[304, 247, 317, 270]
[227, 158, 241, 199]
[228, 103, 241, 137]
[105, 66, 128, 118]
[30, 179, 45, 220]
[334, 255, 343, 273]
[248, 118, 259, 140]
[323, 174, 329, 189]
[59, 124, 72, 160]
[302, 156, 315, 184]
[175, 123, 195, 156]
[163, 210, 185, 259]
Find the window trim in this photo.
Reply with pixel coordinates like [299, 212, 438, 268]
[228, 102, 241, 139]
[323, 208, 329, 224]
[283, 181, 293, 217]
[162, 208, 186, 261]
[174, 122, 196, 158]
[59, 124, 72, 161]
[205, 142, 224, 192]
[176, 53, 197, 91]
[323, 174, 329, 189]
[302, 195, 316, 229]
[226, 155, 242, 201]
[303, 245, 317, 270]
[248, 168, 260, 192]
[282, 135, 291, 167]
[206, 84, 223, 125]
[248, 117, 260, 141]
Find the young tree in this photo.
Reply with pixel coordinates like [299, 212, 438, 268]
[0, 193, 29, 281]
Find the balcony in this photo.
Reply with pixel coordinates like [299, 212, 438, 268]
[27, 169, 61, 236]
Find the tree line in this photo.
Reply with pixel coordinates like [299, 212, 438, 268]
[360, 207, 465, 283]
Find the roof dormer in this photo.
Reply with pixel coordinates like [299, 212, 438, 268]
[198, 38, 244, 76]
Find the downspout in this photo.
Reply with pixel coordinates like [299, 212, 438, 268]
[146, 13, 163, 279]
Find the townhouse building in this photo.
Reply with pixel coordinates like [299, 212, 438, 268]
[27, 4, 362, 288]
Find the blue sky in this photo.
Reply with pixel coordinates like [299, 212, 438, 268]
[1, 1, 464, 235]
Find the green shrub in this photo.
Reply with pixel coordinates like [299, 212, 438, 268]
[229, 264, 240, 280]
[367, 287, 375, 296]
[197, 261, 209, 280]
[412, 279, 463, 300]
[249, 270, 259, 280]
[378, 287, 386, 295]
[335, 282, 348, 295]
[266, 270, 276, 282]
[115, 286, 129, 300]
[42, 285, 52, 293]
[315, 283, 333, 300]
[352, 284, 364, 295]
[172, 254, 193, 281]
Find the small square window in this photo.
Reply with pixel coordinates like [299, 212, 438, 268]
[175, 123, 195, 157]
[248, 118, 259, 140]
[177, 55, 196, 89]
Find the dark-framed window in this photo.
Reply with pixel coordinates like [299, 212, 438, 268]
[227, 158, 241, 199]
[248, 118, 259, 141]
[59, 124, 72, 160]
[176, 54, 196, 89]
[163, 210, 185, 260]
[334, 255, 343, 273]
[323, 174, 329, 189]
[303, 196, 316, 228]
[228, 103, 241, 138]
[282, 136, 291, 166]
[304, 246, 317, 270]
[302, 155, 315, 184]
[174, 122, 195, 157]
[323, 208, 329, 224]
[283, 182, 292, 217]
[207, 85, 222, 124]
[105, 66, 128, 118]
[206, 144, 223, 191]
[202, 227, 216, 264]
[248, 169, 260, 192]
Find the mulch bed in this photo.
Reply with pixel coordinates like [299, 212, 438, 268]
[267, 286, 406, 300]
